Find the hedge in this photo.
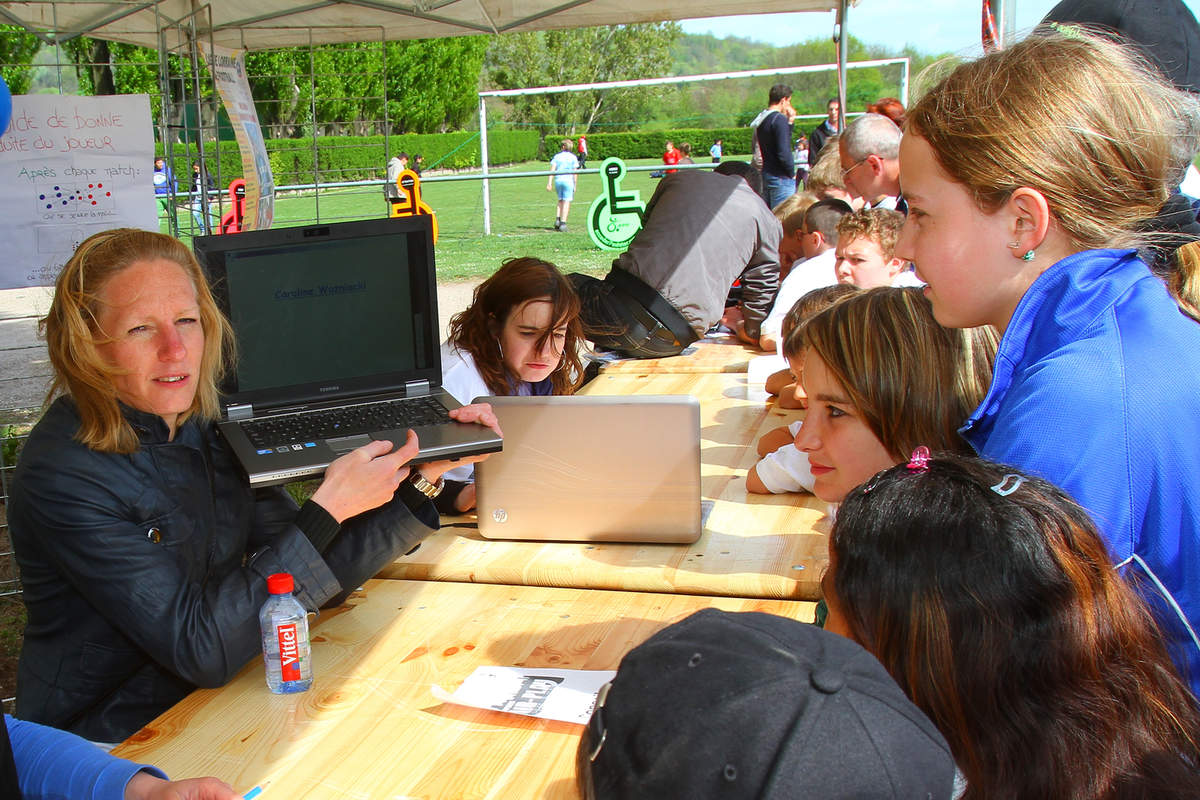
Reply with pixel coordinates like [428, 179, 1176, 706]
[153, 125, 766, 187]
[561, 127, 753, 162]
[155, 129, 540, 187]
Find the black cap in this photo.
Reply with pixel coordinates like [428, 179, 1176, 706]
[583, 609, 955, 800]
[1042, 0, 1200, 93]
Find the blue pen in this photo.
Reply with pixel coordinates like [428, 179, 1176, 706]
[243, 787, 263, 800]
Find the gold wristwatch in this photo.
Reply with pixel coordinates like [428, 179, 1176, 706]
[408, 470, 445, 499]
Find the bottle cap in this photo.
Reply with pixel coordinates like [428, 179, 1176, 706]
[266, 573, 294, 595]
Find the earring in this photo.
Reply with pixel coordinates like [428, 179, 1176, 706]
[1007, 242, 1019, 249]
[1021, 249, 1036, 262]
[496, 338, 504, 357]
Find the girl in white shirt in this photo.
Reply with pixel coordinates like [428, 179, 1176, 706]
[440, 257, 585, 511]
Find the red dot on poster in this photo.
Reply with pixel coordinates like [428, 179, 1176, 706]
[91, 200, 97, 205]
[106, 192, 111, 197]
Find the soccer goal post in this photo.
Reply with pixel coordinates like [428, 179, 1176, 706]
[475, 57, 909, 234]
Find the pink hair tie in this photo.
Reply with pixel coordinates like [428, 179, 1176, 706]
[906, 446, 931, 473]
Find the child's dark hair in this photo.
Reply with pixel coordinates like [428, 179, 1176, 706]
[780, 284, 859, 353]
[830, 453, 1200, 800]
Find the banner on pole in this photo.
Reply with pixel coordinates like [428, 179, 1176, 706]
[204, 45, 274, 231]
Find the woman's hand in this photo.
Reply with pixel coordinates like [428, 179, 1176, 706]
[310, 431, 420, 523]
[125, 772, 241, 800]
[416, 403, 504, 485]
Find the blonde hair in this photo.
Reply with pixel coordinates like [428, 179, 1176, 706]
[775, 191, 818, 232]
[795, 287, 998, 460]
[804, 134, 847, 196]
[907, 30, 1200, 253]
[1173, 241, 1200, 322]
[41, 228, 233, 453]
[836, 208, 904, 261]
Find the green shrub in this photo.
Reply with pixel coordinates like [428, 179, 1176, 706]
[155, 130, 540, 187]
[576, 127, 752, 161]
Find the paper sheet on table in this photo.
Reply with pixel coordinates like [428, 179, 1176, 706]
[433, 667, 615, 724]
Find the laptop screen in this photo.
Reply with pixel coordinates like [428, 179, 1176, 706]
[194, 216, 440, 409]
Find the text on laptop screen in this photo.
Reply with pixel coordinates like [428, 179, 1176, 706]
[225, 236, 415, 392]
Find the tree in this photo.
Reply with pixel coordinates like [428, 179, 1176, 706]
[384, 36, 489, 134]
[1, 25, 47, 94]
[485, 23, 681, 136]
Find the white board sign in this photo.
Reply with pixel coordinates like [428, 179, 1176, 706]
[0, 94, 156, 289]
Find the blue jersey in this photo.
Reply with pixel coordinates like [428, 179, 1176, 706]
[962, 249, 1200, 696]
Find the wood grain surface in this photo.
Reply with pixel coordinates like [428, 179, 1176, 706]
[380, 372, 830, 599]
[112, 580, 815, 799]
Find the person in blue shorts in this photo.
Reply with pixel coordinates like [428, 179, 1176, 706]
[547, 138, 578, 231]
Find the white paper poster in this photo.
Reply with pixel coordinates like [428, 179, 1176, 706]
[204, 45, 274, 231]
[433, 666, 615, 725]
[0, 94, 156, 289]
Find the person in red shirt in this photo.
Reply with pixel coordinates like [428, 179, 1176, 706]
[662, 140, 680, 173]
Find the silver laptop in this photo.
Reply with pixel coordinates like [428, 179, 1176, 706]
[475, 395, 702, 543]
[193, 216, 502, 487]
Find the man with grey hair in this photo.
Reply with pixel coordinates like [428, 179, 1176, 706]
[838, 113, 904, 212]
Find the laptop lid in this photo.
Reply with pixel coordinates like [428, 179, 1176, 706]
[474, 395, 702, 543]
[194, 216, 440, 411]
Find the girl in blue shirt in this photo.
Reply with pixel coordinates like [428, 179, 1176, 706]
[894, 30, 1200, 694]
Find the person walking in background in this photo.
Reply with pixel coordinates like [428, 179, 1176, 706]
[795, 134, 810, 185]
[189, 161, 214, 235]
[384, 151, 409, 212]
[809, 97, 841, 163]
[577, 135, 588, 169]
[152, 157, 174, 224]
[678, 142, 694, 165]
[412, 153, 424, 176]
[547, 138, 578, 231]
[709, 138, 722, 163]
[662, 140, 680, 173]
[757, 83, 798, 209]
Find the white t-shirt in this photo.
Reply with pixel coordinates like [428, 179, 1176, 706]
[1180, 164, 1200, 201]
[754, 420, 816, 494]
[550, 150, 578, 181]
[891, 268, 925, 288]
[760, 249, 839, 353]
[440, 343, 546, 483]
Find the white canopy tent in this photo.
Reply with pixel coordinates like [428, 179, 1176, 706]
[0, 1, 856, 49]
[2, 0, 863, 234]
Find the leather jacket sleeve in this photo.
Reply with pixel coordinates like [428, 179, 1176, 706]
[739, 215, 783, 340]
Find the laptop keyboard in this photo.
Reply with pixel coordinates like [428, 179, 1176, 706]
[242, 396, 452, 450]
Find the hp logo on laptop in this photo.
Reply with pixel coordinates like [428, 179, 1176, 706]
[491, 508, 508, 524]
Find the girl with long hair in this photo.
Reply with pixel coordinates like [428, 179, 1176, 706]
[758, 286, 996, 503]
[897, 29, 1200, 692]
[824, 454, 1200, 799]
[440, 256, 585, 511]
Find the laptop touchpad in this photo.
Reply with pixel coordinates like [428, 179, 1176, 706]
[328, 434, 371, 454]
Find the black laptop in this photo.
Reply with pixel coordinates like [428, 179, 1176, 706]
[193, 216, 502, 487]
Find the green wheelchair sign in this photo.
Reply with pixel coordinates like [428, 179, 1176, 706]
[588, 157, 646, 251]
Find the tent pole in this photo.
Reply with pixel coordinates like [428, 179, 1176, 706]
[836, 0, 848, 131]
[480, 96, 492, 235]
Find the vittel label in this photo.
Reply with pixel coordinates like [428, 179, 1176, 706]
[277, 623, 301, 681]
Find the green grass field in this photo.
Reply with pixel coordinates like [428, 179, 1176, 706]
[165, 157, 727, 283]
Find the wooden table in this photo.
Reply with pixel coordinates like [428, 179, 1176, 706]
[113, 579, 815, 799]
[381, 372, 830, 600]
[592, 335, 762, 374]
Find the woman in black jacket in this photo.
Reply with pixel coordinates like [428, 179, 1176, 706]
[9, 228, 498, 743]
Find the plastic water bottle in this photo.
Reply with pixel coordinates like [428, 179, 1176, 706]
[260, 572, 313, 693]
